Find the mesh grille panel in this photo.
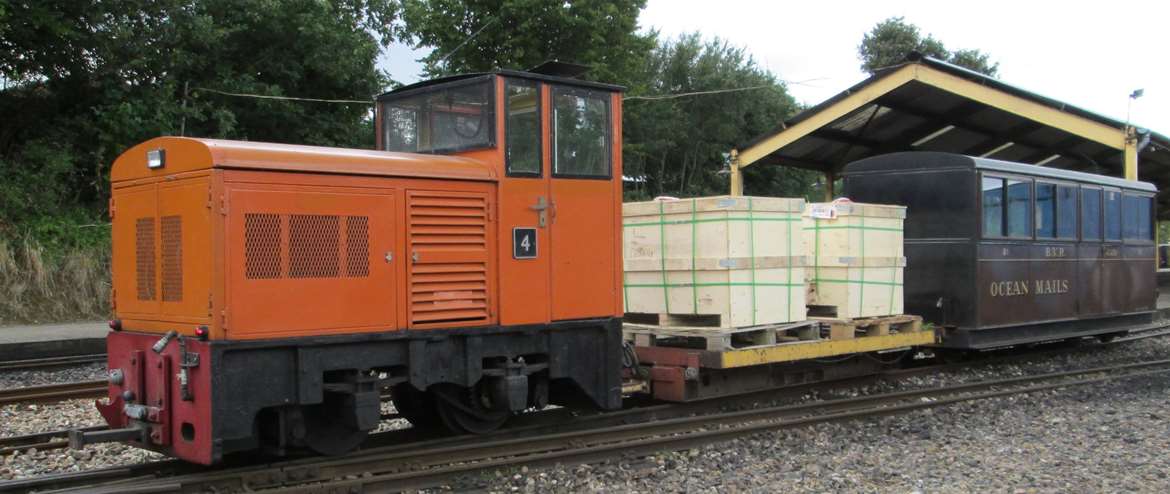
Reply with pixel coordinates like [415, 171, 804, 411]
[245, 213, 282, 279]
[289, 214, 340, 279]
[161, 215, 183, 301]
[135, 217, 156, 301]
[346, 216, 370, 277]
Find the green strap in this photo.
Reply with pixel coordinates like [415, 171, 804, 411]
[813, 278, 902, 287]
[690, 199, 698, 314]
[786, 210, 793, 321]
[748, 197, 757, 325]
[889, 228, 898, 314]
[858, 215, 866, 317]
[625, 216, 799, 227]
[802, 224, 901, 232]
[658, 201, 671, 314]
[813, 215, 821, 288]
[623, 269, 629, 313]
[625, 281, 804, 288]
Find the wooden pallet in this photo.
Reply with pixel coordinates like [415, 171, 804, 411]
[623, 319, 819, 352]
[811, 314, 923, 340]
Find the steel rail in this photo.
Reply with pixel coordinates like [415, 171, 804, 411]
[0, 354, 106, 372]
[6, 326, 1168, 492]
[62, 358, 1170, 494]
[0, 380, 106, 406]
[0, 426, 105, 456]
[274, 361, 1170, 494]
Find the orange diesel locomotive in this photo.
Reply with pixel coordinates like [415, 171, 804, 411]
[74, 71, 625, 464]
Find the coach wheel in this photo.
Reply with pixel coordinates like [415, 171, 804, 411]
[1097, 331, 1127, 343]
[433, 382, 510, 435]
[391, 383, 443, 429]
[300, 393, 369, 456]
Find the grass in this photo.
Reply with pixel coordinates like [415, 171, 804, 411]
[0, 236, 110, 325]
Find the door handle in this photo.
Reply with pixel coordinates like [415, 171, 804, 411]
[530, 196, 549, 227]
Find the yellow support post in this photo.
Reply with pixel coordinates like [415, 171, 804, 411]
[729, 149, 743, 196]
[1124, 126, 1139, 181]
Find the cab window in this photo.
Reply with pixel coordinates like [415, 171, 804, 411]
[552, 87, 611, 178]
[381, 78, 494, 154]
[505, 80, 541, 176]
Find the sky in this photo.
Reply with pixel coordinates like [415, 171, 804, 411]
[380, 0, 1169, 134]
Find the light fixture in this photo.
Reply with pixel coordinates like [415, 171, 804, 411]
[147, 149, 166, 169]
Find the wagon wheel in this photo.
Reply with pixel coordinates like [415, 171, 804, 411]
[391, 383, 443, 429]
[433, 382, 510, 435]
[300, 393, 369, 456]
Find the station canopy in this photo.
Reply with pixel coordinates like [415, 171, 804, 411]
[733, 53, 1170, 216]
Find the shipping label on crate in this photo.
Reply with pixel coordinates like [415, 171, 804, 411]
[807, 203, 838, 219]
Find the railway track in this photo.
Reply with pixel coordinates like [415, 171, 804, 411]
[0, 324, 1164, 463]
[0, 380, 106, 406]
[0, 354, 106, 373]
[10, 355, 1170, 494]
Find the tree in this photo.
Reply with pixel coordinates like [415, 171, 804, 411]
[858, 17, 998, 76]
[622, 34, 810, 200]
[399, 0, 653, 85]
[0, 0, 398, 245]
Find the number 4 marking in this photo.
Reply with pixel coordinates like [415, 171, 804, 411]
[514, 227, 537, 259]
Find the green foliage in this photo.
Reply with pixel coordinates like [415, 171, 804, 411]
[400, 0, 653, 85]
[858, 17, 999, 76]
[400, 1, 814, 200]
[623, 34, 808, 200]
[0, 0, 397, 244]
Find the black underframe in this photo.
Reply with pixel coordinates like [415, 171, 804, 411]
[207, 317, 622, 461]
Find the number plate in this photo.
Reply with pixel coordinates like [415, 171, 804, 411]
[513, 227, 537, 259]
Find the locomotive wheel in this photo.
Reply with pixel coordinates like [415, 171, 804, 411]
[300, 393, 369, 456]
[433, 382, 510, 435]
[391, 383, 443, 429]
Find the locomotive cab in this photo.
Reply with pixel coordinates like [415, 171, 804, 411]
[82, 70, 625, 464]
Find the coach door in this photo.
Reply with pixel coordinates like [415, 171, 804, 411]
[547, 85, 620, 320]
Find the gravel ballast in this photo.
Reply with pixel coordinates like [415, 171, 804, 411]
[1, 336, 1169, 490]
[465, 337, 1170, 493]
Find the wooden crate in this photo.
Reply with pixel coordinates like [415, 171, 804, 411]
[803, 200, 906, 319]
[623, 196, 807, 328]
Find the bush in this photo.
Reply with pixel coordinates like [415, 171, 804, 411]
[0, 233, 110, 325]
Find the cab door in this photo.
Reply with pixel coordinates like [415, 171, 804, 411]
[496, 78, 552, 325]
[547, 86, 621, 320]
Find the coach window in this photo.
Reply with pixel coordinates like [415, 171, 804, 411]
[982, 176, 1004, 237]
[1035, 182, 1056, 238]
[1005, 179, 1032, 238]
[552, 87, 611, 178]
[1123, 193, 1153, 241]
[505, 80, 541, 176]
[1056, 185, 1077, 239]
[1081, 187, 1102, 241]
[1104, 189, 1122, 241]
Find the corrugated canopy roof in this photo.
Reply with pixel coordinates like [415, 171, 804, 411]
[735, 53, 1170, 215]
